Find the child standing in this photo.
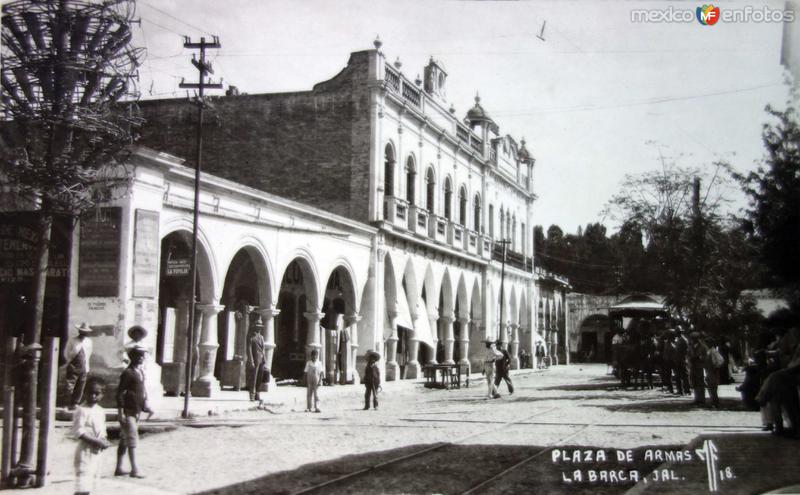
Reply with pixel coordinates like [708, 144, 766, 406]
[363, 350, 381, 410]
[116, 344, 153, 478]
[304, 349, 324, 413]
[70, 377, 110, 495]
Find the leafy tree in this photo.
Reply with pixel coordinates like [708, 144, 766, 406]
[736, 105, 800, 312]
[1, 0, 142, 481]
[602, 152, 755, 329]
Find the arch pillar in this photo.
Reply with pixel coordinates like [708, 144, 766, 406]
[457, 316, 471, 374]
[345, 313, 361, 384]
[509, 323, 520, 370]
[385, 310, 400, 381]
[303, 311, 325, 360]
[441, 312, 455, 364]
[499, 321, 510, 349]
[192, 303, 225, 397]
[406, 336, 421, 379]
[258, 306, 280, 383]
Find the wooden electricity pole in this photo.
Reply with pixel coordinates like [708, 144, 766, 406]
[179, 36, 222, 419]
[496, 239, 511, 344]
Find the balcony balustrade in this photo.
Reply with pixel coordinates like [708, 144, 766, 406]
[447, 223, 465, 251]
[467, 231, 479, 255]
[408, 205, 429, 237]
[384, 66, 400, 92]
[383, 195, 409, 230]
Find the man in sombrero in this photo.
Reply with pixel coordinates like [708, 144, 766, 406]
[63, 322, 94, 409]
[363, 350, 381, 410]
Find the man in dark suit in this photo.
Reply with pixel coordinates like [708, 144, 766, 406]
[494, 342, 514, 395]
[247, 320, 267, 401]
[674, 326, 691, 395]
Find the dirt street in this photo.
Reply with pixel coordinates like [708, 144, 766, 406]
[7, 364, 774, 494]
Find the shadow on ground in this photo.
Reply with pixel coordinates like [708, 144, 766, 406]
[197, 443, 681, 495]
[597, 397, 748, 414]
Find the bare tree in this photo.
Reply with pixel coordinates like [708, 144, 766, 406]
[1, 0, 142, 485]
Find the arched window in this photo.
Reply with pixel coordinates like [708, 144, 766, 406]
[384, 144, 395, 197]
[473, 194, 481, 232]
[425, 167, 435, 213]
[488, 204, 494, 237]
[506, 211, 511, 240]
[444, 177, 453, 220]
[459, 186, 467, 225]
[499, 207, 504, 239]
[512, 215, 517, 250]
[405, 157, 416, 205]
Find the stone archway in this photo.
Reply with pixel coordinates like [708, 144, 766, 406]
[579, 314, 610, 363]
[216, 246, 272, 391]
[273, 257, 320, 381]
[157, 229, 216, 396]
[321, 265, 358, 385]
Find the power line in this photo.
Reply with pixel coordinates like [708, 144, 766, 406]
[139, 1, 215, 37]
[490, 82, 783, 117]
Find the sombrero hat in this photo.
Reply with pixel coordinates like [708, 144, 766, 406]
[75, 322, 93, 335]
[127, 325, 148, 340]
[126, 343, 148, 357]
[366, 349, 381, 360]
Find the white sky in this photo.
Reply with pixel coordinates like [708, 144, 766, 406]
[132, 0, 793, 233]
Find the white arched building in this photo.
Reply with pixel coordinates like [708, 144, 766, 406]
[6, 44, 571, 400]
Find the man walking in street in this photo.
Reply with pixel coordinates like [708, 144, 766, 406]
[246, 319, 268, 402]
[484, 341, 502, 399]
[494, 342, 514, 395]
[63, 322, 94, 410]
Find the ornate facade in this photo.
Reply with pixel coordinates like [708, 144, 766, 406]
[2, 43, 571, 400]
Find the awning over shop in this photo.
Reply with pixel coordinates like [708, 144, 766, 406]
[384, 286, 415, 340]
[608, 294, 667, 317]
[412, 298, 435, 351]
[382, 288, 435, 351]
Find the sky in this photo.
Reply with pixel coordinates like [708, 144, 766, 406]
[132, 0, 794, 233]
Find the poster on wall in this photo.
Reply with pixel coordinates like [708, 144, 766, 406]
[133, 209, 160, 298]
[78, 207, 122, 297]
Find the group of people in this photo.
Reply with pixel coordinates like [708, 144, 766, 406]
[612, 325, 735, 409]
[63, 323, 154, 495]
[749, 324, 800, 437]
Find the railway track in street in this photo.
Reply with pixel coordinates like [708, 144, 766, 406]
[290, 386, 666, 495]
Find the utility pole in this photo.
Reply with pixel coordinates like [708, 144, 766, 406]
[179, 36, 222, 419]
[690, 176, 703, 324]
[496, 239, 511, 345]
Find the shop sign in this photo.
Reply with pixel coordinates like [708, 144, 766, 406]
[78, 207, 122, 297]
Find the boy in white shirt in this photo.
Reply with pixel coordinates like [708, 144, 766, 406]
[304, 349, 324, 413]
[70, 378, 110, 495]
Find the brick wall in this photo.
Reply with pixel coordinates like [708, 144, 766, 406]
[138, 51, 374, 222]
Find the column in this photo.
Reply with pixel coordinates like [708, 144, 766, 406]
[428, 312, 440, 365]
[345, 313, 361, 384]
[441, 312, 455, 364]
[385, 310, 399, 381]
[406, 334, 421, 379]
[235, 305, 256, 359]
[499, 321, 510, 350]
[258, 306, 280, 385]
[509, 323, 520, 369]
[191, 303, 225, 397]
[303, 311, 325, 360]
[457, 316, 471, 374]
